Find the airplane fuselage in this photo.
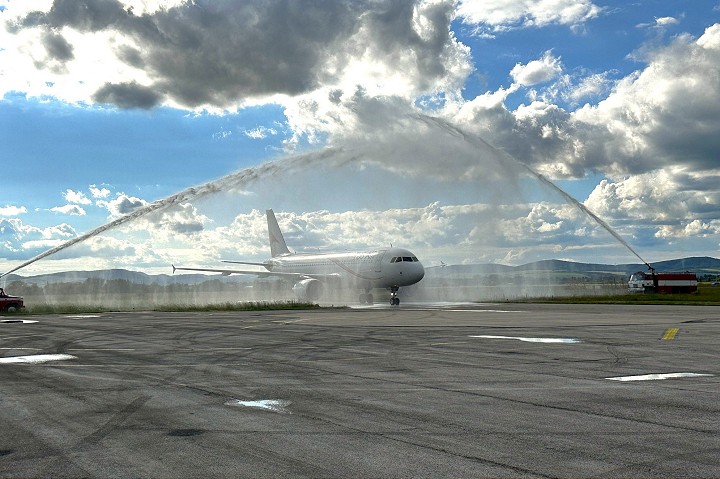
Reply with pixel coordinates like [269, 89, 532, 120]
[267, 247, 425, 290]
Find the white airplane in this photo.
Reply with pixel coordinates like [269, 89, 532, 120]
[172, 209, 425, 305]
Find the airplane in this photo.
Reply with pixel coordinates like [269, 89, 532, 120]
[172, 209, 425, 305]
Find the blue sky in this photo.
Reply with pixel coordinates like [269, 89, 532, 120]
[2, 0, 720, 275]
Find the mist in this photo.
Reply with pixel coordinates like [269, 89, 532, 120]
[2, 112, 644, 305]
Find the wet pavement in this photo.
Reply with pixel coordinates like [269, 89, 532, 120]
[1, 304, 718, 478]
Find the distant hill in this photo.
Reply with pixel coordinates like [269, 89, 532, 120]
[4, 256, 719, 286]
[426, 256, 720, 278]
[4, 268, 252, 286]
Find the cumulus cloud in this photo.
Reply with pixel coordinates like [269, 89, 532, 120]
[573, 24, 720, 175]
[0, 205, 28, 216]
[63, 189, 92, 205]
[637, 16, 680, 29]
[50, 204, 87, 216]
[96, 193, 149, 218]
[2, 0, 471, 110]
[510, 51, 563, 86]
[456, 0, 602, 35]
[89, 185, 111, 199]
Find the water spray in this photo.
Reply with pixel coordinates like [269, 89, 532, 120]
[1, 148, 341, 278]
[419, 114, 653, 268]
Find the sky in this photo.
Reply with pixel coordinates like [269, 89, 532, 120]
[1, 0, 720, 276]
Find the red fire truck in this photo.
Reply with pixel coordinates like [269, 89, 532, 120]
[628, 269, 697, 294]
[0, 288, 24, 312]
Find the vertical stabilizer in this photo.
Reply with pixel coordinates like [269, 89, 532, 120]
[266, 209, 291, 257]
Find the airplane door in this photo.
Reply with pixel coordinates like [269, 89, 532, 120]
[373, 252, 383, 273]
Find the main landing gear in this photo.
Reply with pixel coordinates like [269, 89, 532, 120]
[359, 292, 374, 304]
[390, 286, 400, 306]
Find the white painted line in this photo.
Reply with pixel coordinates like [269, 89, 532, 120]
[0, 353, 77, 364]
[470, 335, 581, 343]
[67, 348, 136, 351]
[442, 309, 525, 313]
[64, 315, 102, 318]
[606, 372, 713, 382]
[225, 399, 291, 413]
[0, 319, 38, 324]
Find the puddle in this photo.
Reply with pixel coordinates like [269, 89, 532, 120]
[470, 335, 581, 343]
[225, 399, 291, 413]
[606, 372, 713, 382]
[0, 354, 77, 364]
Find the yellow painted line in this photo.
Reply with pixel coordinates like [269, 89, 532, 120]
[661, 328, 679, 341]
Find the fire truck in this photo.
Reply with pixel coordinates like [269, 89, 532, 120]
[0, 288, 24, 312]
[628, 269, 697, 294]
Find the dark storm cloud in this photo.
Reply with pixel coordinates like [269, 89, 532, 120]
[93, 81, 162, 109]
[42, 31, 74, 61]
[19, 0, 130, 31]
[13, 0, 460, 109]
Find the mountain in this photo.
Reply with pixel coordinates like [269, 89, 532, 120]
[4, 268, 252, 286]
[3, 256, 719, 286]
[425, 256, 720, 278]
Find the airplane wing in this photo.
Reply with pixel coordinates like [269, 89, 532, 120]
[171, 265, 340, 281]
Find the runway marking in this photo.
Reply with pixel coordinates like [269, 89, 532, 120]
[0, 347, 41, 350]
[661, 328, 680, 341]
[225, 399, 291, 413]
[444, 309, 520, 313]
[0, 353, 77, 364]
[470, 335, 581, 343]
[0, 319, 38, 324]
[605, 372, 713, 382]
[68, 348, 136, 351]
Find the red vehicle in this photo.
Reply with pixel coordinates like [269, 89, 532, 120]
[628, 270, 697, 294]
[0, 288, 24, 312]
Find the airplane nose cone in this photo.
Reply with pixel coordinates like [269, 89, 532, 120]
[414, 263, 425, 283]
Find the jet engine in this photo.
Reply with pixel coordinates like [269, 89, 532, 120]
[292, 278, 323, 301]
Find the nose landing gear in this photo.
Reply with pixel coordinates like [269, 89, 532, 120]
[390, 286, 400, 306]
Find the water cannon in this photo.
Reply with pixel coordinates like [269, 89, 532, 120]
[645, 262, 656, 275]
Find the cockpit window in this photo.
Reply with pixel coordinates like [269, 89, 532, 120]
[391, 256, 419, 263]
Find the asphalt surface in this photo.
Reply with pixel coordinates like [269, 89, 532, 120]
[0, 303, 718, 478]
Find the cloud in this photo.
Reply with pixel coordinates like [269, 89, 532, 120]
[92, 81, 163, 109]
[637, 16, 680, 29]
[156, 203, 208, 235]
[63, 189, 92, 205]
[3, 0, 471, 110]
[244, 126, 278, 140]
[50, 204, 87, 216]
[572, 24, 720, 175]
[456, 0, 602, 34]
[510, 51, 563, 86]
[0, 218, 77, 261]
[89, 185, 111, 199]
[96, 193, 149, 217]
[0, 205, 28, 216]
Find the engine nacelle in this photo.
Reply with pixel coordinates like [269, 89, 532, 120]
[292, 278, 323, 301]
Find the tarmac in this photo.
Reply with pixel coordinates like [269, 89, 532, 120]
[0, 303, 718, 478]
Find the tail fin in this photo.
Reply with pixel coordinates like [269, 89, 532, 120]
[266, 209, 291, 257]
